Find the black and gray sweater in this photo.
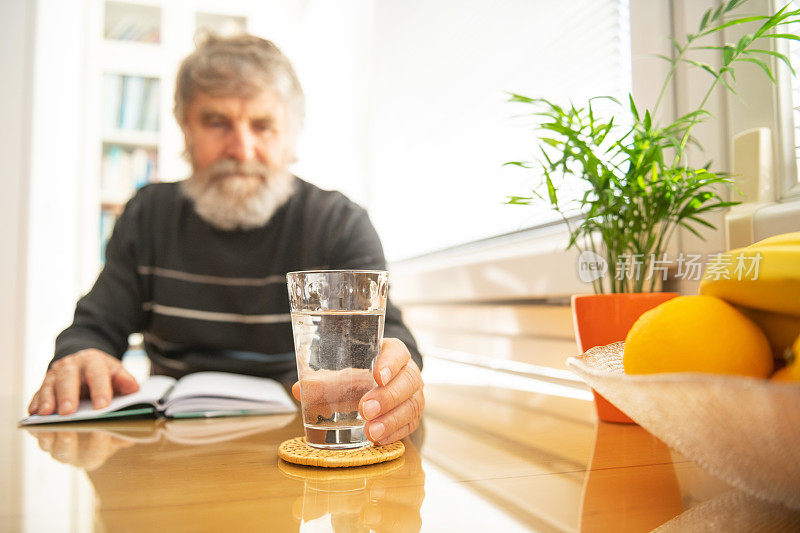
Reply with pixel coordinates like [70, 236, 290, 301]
[53, 178, 421, 378]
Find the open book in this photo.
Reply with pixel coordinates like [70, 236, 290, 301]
[19, 371, 297, 426]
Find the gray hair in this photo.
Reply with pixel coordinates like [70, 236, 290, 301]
[174, 33, 305, 136]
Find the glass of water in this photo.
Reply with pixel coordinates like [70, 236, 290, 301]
[287, 270, 388, 449]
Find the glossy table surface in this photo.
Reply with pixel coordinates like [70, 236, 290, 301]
[5, 359, 800, 532]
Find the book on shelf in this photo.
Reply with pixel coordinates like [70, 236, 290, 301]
[120, 75, 146, 130]
[140, 78, 160, 131]
[130, 148, 152, 189]
[102, 145, 124, 194]
[101, 145, 157, 202]
[105, 9, 161, 43]
[103, 73, 123, 131]
[19, 371, 297, 426]
[104, 74, 160, 132]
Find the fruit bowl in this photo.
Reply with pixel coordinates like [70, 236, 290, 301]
[567, 342, 800, 510]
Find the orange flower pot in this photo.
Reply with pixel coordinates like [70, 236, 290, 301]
[572, 292, 679, 424]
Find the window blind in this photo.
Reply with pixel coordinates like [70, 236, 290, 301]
[365, 0, 633, 261]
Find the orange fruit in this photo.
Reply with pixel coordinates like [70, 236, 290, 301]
[771, 363, 800, 382]
[771, 334, 800, 382]
[623, 295, 773, 377]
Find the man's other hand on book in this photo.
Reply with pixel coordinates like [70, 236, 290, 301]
[291, 338, 425, 446]
[27, 349, 141, 416]
[31, 429, 134, 471]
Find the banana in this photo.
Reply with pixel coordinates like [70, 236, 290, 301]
[736, 306, 800, 359]
[699, 243, 800, 317]
[749, 231, 800, 248]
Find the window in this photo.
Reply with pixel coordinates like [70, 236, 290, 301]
[363, 0, 633, 260]
[777, 0, 800, 197]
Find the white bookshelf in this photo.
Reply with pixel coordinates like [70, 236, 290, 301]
[102, 129, 159, 147]
[84, 0, 251, 269]
[104, 1, 161, 42]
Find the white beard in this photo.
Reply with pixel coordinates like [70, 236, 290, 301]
[181, 161, 295, 231]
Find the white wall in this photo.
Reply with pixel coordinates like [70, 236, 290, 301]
[22, 0, 92, 401]
[725, 0, 798, 199]
[0, 0, 33, 407]
[0, 0, 33, 520]
[272, 1, 374, 208]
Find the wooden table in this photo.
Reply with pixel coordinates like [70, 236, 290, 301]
[4, 364, 799, 532]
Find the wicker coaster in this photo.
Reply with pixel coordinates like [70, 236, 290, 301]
[278, 436, 404, 468]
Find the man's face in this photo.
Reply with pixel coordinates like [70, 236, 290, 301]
[183, 89, 294, 183]
[180, 89, 297, 230]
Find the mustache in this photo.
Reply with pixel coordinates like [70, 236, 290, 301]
[203, 159, 274, 182]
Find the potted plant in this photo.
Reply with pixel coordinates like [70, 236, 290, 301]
[506, 0, 800, 422]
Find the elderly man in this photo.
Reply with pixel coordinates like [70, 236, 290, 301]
[27, 34, 424, 446]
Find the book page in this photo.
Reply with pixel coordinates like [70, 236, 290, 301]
[165, 372, 297, 415]
[19, 375, 176, 426]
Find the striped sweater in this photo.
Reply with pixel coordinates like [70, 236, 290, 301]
[54, 178, 421, 378]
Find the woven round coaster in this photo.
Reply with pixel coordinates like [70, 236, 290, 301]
[278, 436, 404, 468]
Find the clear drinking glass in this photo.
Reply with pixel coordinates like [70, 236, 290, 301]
[287, 270, 388, 449]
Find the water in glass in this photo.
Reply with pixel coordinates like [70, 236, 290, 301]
[291, 309, 384, 448]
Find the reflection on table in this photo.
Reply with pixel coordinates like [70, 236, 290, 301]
[280, 452, 424, 532]
[8, 371, 800, 532]
[24, 414, 424, 532]
[580, 421, 685, 531]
